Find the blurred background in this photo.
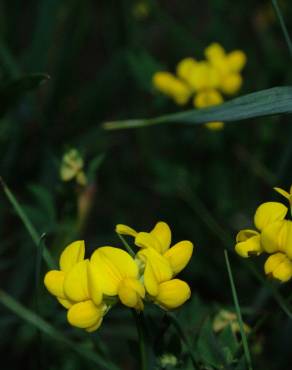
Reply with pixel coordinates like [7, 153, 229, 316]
[1, 0, 292, 369]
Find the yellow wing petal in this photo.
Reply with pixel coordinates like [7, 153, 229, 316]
[156, 279, 191, 309]
[254, 202, 288, 231]
[260, 220, 285, 254]
[163, 240, 193, 275]
[59, 240, 85, 272]
[236, 229, 259, 242]
[63, 260, 89, 302]
[135, 232, 162, 252]
[150, 222, 172, 253]
[235, 235, 262, 258]
[90, 247, 138, 296]
[264, 253, 292, 282]
[118, 277, 145, 309]
[87, 262, 103, 306]
[44, 270, 66, 299]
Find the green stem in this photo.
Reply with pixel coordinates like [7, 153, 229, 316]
[224, 250, 253, 370]
[166, 312, 198, 369]
[116, 233, 135, 257]
[132, 310, 147, 370]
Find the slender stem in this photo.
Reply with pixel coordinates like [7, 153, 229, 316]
[132, 310, 147, 370]
[271, 0, 292, 60]
[166, 312, 198, 369]
[224, 250, 253, 370]
[116, 233, 135, 257]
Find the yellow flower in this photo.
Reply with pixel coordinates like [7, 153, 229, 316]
[152, 72, 192, 105]
[235, 201, 288, 258]
[176, 57, 197, 83]
[116, 221, 193, 274]
[60, 149, 87, 186]
[187, 61, 221, 91]
[90, 247, 145, 310]
[44, 241, 105, 332]
[138, 247, 191, 309]
[264, 252, 292, 282]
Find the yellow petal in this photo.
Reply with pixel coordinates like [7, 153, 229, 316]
[220, 73, 242, 95]
[205, 122, 225, 131]
[274, 187, 290, 200]
[59, 240, 85, 272]
[163, 241, 193, 275]
[67, 301, 103, 329]
[227, 50, 247, 72]
[235, 235, 262, 258]
[63, 260, 89, 302]
[176, 58, 197, 82]
[205, 43, 226, 61]
[139, 248, 172, 296]
[260, 221, 284, 254]
[57, 297, 73, 309]
[264, 253, 292, 282]
[115, 224, 138, 237]
[156, 279, 191, 309]
[254, 202, 288, 231]
[87, 262, 103, 306]
[90, 247, 138, 296]
[282, 221, 292, 259]
[118, 277, 145, 309]
[236, 229, 259, 243]
[194, 89, 223, 109]
[135, 232, 162, 252]
[150, 222, 172, 253]
[44, 270, 66, 299]
[86, 318, 103, 332]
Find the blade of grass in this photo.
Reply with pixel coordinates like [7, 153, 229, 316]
[271, 0, 292, 60]
[0, 289, 119, 370]
[224, 250, 253, 370]
[0, 178, 55, 268]
[103, 86, 292, 130]
[116, 233, 135, 257]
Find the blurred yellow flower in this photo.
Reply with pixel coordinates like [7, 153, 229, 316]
[152, 42, 246, 132]
[152, 72, 192, 105]
[60, 149, 87, 186]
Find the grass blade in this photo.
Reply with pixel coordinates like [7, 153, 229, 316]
[103, 86, 292, 130]
[0, 289, 119, 370]
[224, 250, 253, 370]
[271, 0, 292, 60]
[0, 178, 55, 268]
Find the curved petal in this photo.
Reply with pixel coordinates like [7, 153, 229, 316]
[163, 241, 193, 275]
[235, 235, 262, 258]
[90, 247, 138, 296]
[283, 221, 292, 259]
[87, 262, 103, 306]
[115, 224, 137, 237]
[254, 202, 288, 231]
[44, 270, 66, 299]
[156, 279, 191, 310]
[135, 232, 162, 252]
[261, 221, 285, 254]
[150, 222, 172, 253]
[236, 229, 259, 243]
[264, 253, 292, 282]
[59, 240, 85, 272]
[139, 248, 172, 296]
[118, 277, 145, 309]
[63, 260, 89, 302]
[85, 317, 103, 332]
[67, 300, 103, 329]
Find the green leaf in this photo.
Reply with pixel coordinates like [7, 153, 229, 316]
[0, 73, 50, 116]
[103, 86, 292, 130]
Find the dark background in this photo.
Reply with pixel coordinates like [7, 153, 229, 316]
[1, 0, 292, 369]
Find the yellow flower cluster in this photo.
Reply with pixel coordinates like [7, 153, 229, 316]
[152, 43, 246, 130]
[44, 222, 194, 332]
[235, 186, 292, 282]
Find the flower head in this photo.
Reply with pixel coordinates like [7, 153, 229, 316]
[44, 241, 105, 332]
[235, 186, 292, 283]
